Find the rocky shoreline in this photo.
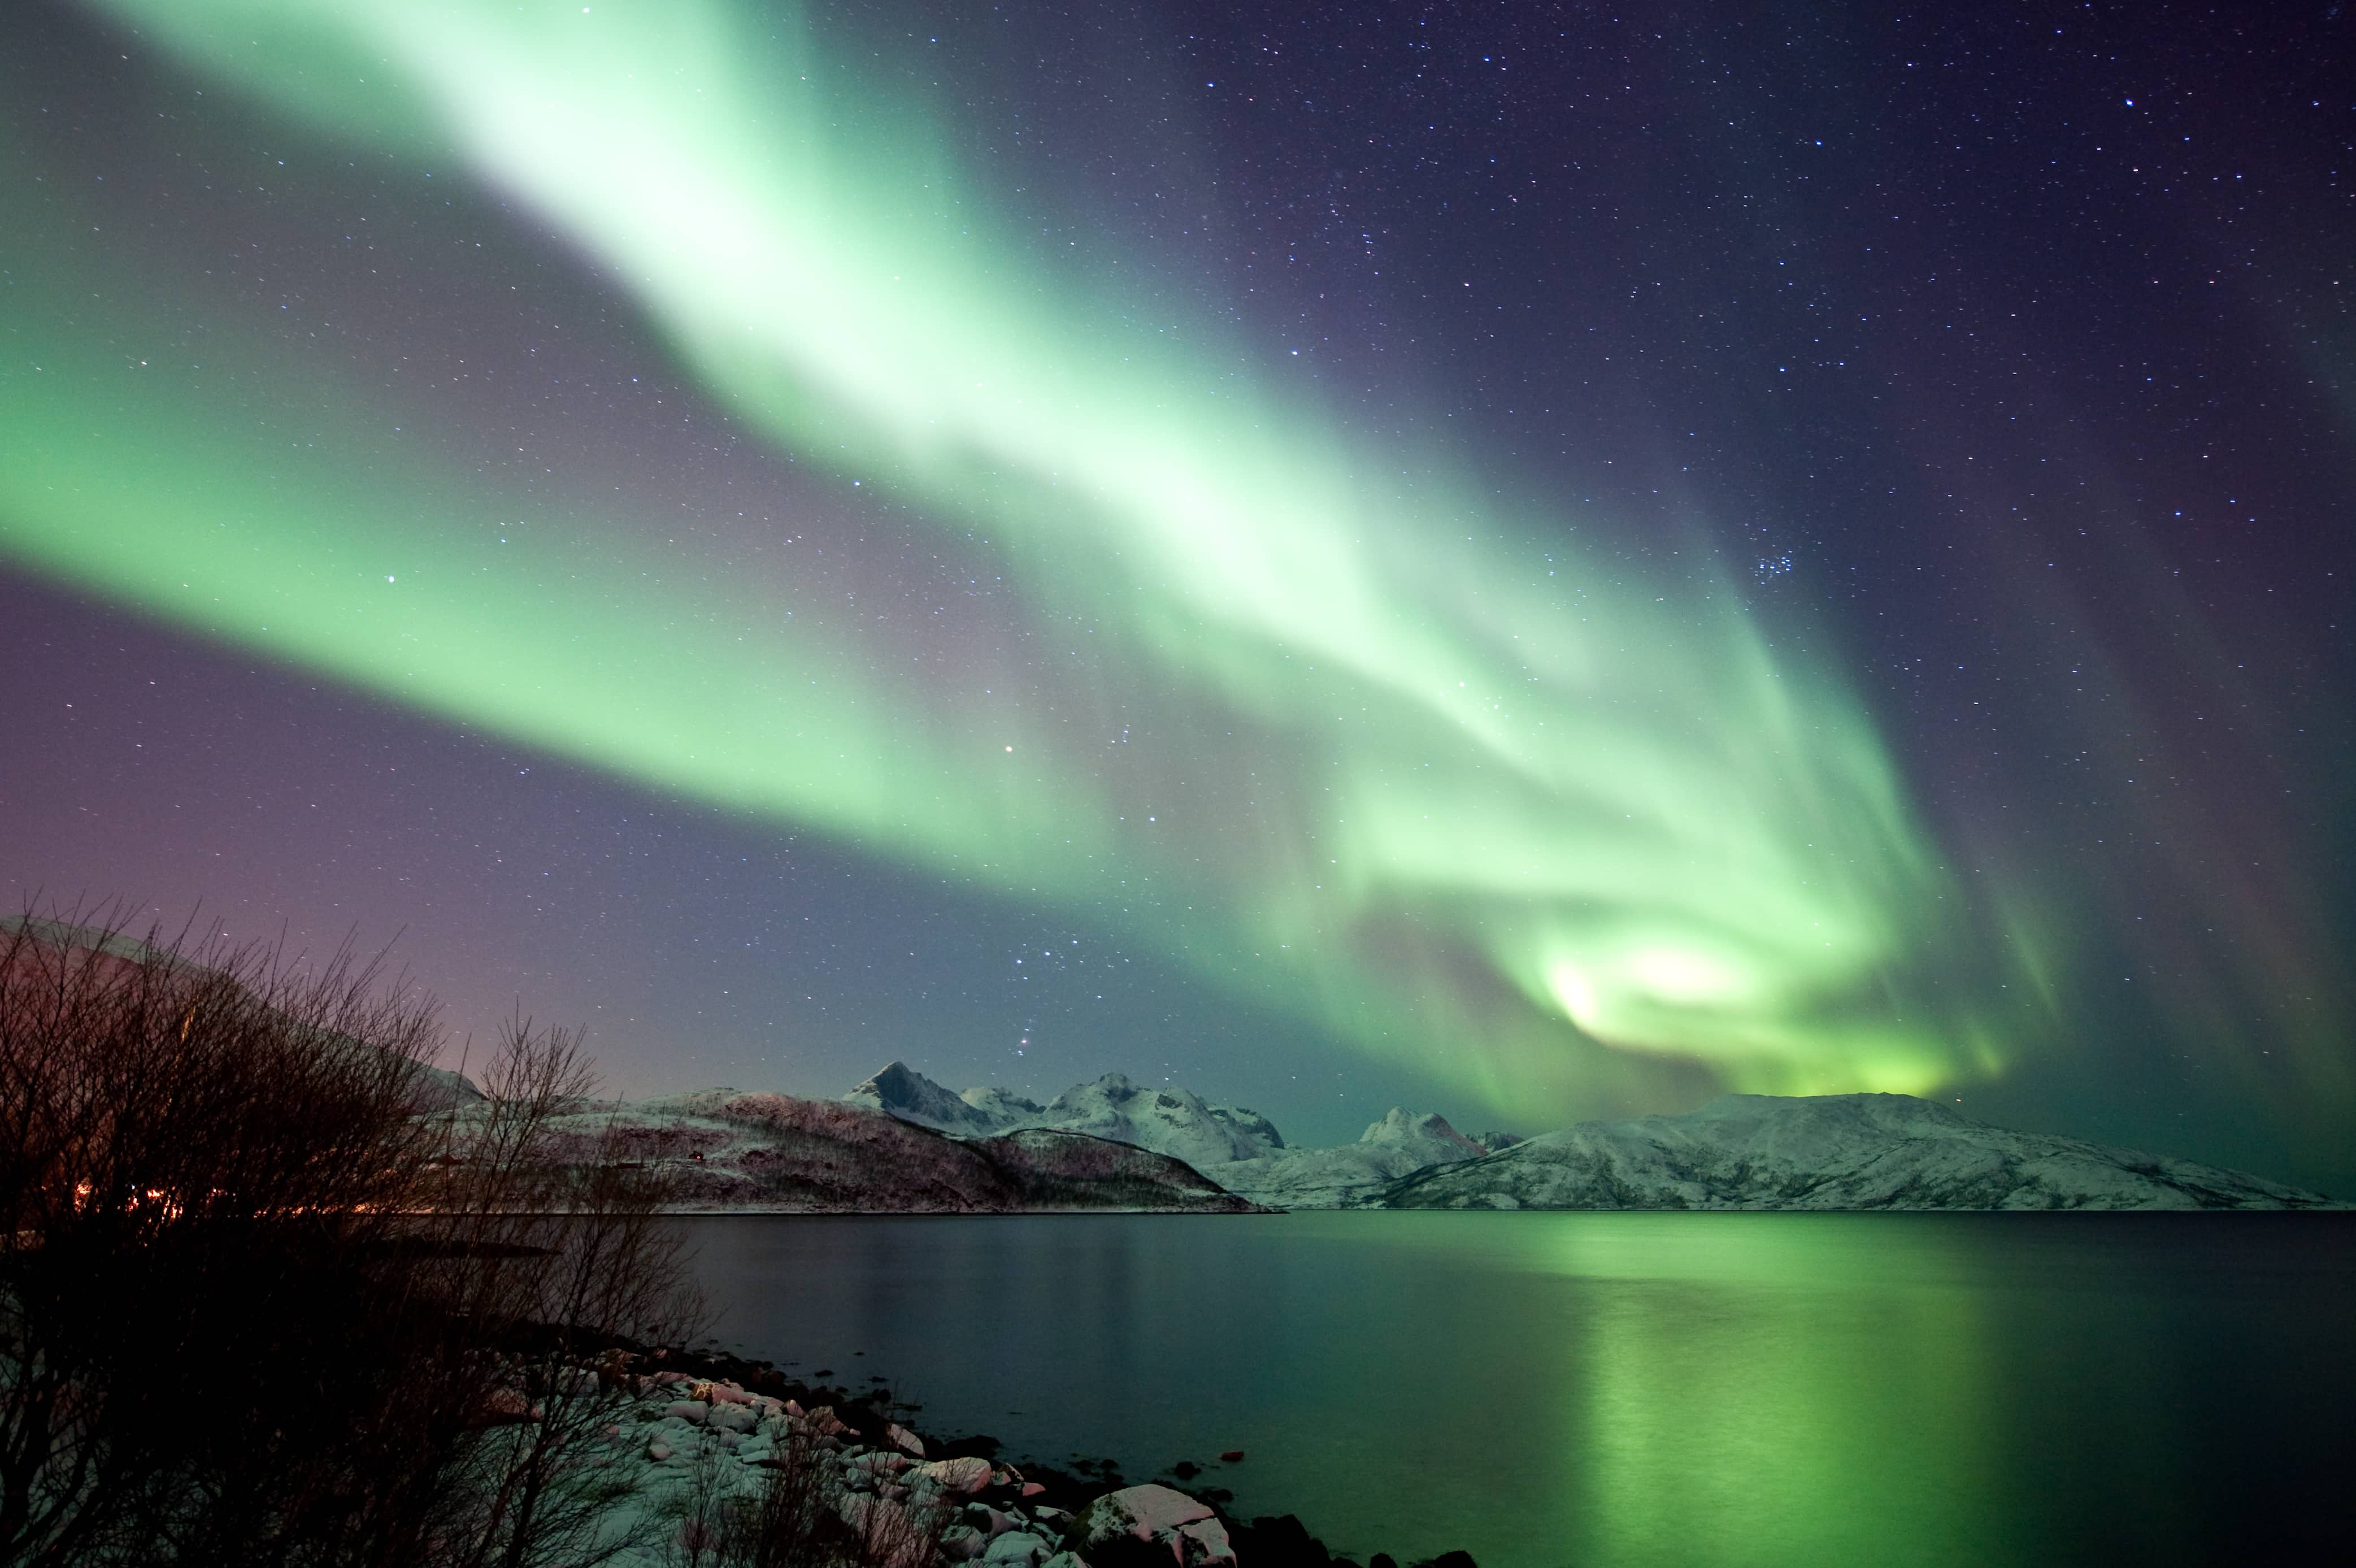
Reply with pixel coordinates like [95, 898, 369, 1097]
[564, 1337, 1467, 1568]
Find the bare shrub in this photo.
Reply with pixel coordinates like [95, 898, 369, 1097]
[839, 1490, 954, 1568]
[0, 906, 697, 1568]
[711, 1429, 846, 1568]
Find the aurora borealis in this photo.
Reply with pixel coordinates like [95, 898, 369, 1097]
[4, 2, 2351, 1185]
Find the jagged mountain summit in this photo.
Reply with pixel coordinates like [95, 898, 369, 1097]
[1036, 1073, 1286, 1167]
[1380, 1093, 2344, 1211]
[842, 1062, 1504, 1208]
[842, 1061, 1027, 1139]
[841, 1068, 2337, 1210]
[845, 1062, 1288, 1170]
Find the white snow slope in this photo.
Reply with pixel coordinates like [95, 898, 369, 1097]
[846, 1063, 1291, 1170]
[1380, 1093, 2344, 1211]
[842, 1062, 1503, 1208]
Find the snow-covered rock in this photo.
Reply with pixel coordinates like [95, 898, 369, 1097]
[938, 1525, 990, 1561]
[1380, 1093, 2345, 1211]
[1077, 1485, 1236, 1567]
[983, 1530, 1054, 1564]
[917, 1456, 996, 1495]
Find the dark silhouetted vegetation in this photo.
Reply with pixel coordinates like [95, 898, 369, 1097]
[0, 907, 697, 1568]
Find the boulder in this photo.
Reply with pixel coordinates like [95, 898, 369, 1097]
[885, 1421, 927, 1458]
[1236, 1514, 1329, 1567]
[710, 1403, 760, 1434]
[985, 1532, 1054, 1565]
[918, 1456, 996, 1495]
[1077, 1486, 1235, 1568]
[939, 1525, 991, 1561]
[663, 1400, 709, 1426]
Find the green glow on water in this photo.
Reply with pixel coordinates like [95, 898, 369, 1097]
[7, 0, 2019, 1111]
[1554, 1221, 2003, 1563]
[1354, 1214, 2020, 1564]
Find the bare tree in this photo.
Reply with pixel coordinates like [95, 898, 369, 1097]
[410, 1018, 702, 1568]
[0, 906, 697, 1568]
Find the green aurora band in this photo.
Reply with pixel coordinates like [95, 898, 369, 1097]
[4, 0, 2013, 1113]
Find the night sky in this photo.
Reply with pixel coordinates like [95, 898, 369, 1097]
[4, 2, 2351, 1188]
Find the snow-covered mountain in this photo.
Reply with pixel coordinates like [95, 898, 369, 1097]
[1034, 1073, 1285, 1168]
[1380, 1093, 2344, 1211]
[844, 1062, 1287, 1169]
[842, 1061, 1020, 1138]
[835, 1066, 2338, 1211]
[841, 1061, 1504, 1206]
[1202, 1109, 1497, 1208]
[512, 1088, 1260, 1213]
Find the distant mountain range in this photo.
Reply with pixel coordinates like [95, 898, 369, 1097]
[437, 1056, 2343, 1214]
[844, 1061, 1516, 1208]
[524, 1088, 1259, 1214]
[1383, 1092, 2342, 1211]
[844, 1062, 1286, 1169]
[27, 909, 2327, 1211]
[840, 1062, 2341, 1212]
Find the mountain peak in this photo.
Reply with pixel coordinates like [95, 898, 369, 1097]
[844, 1061, 1007, 1135]
[1358, 1108, 1488, 1158]
[844, 1065, 1285, 1167]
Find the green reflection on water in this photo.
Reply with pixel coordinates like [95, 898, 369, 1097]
[1364, 1215, 2014, 1567]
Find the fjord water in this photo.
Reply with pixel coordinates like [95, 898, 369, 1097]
[677, 1213, 2353, 1566]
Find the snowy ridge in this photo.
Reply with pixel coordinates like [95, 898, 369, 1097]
[842, 1062, 1010, 1137]
[828, 1066, 2335, 1210]
[1381, 1093, 2345, 1211]
[1034, 1074, 1284, 1169]
[1202, 1109, 1497, 1208]
[840, 1062, 1510, 1206]
[506, 1088, 1260, 1213]
[844, 1062, 1290, 1170]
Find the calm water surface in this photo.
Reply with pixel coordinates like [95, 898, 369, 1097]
[675, 1212, 2354, 1567]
